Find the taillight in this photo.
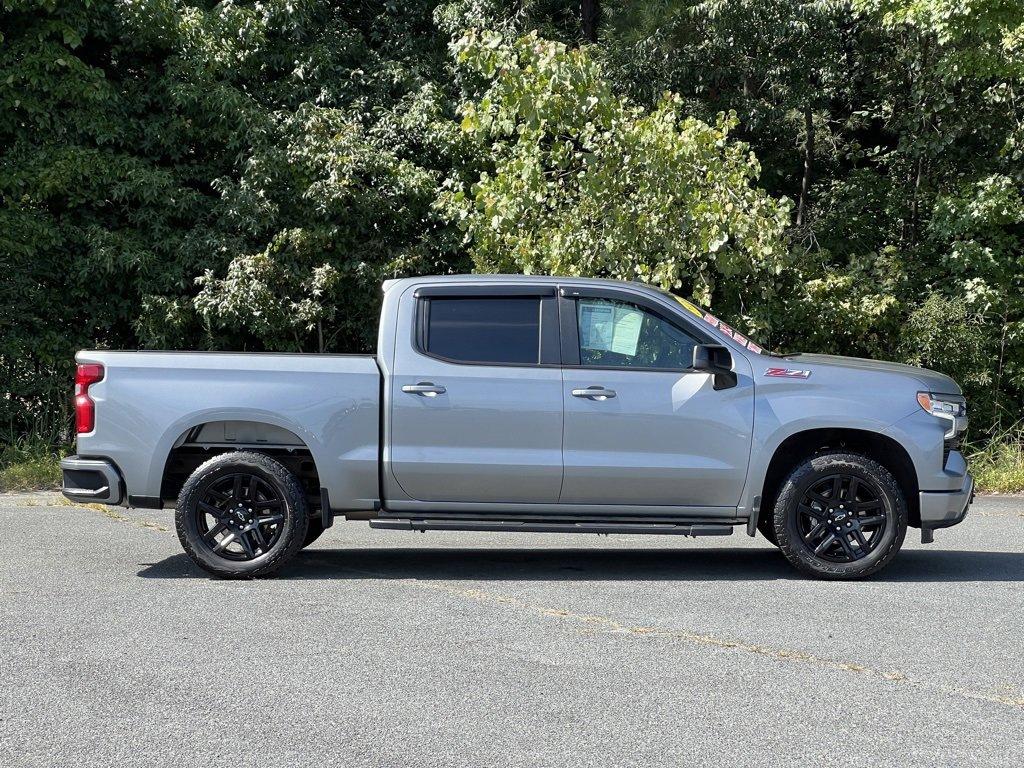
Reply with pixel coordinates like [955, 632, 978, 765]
[75, 363, 104, 434]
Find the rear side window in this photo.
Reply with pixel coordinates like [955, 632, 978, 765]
[423, 297, 541, 365]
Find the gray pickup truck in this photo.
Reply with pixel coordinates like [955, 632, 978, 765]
[62, 274, 973, 579]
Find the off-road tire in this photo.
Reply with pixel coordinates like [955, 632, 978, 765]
[773, 452, 907, 580]
[176, 451, 309, 579]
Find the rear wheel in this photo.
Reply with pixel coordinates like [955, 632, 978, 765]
[773, 452, 906, 579]
[175, 451, 308, 579]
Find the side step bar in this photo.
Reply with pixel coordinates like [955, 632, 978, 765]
[369, 519, 734, 536]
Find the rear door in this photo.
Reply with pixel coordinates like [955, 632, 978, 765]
[558, 287, 754, 510]
[388, 285, 564, 504]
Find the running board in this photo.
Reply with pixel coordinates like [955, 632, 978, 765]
[369, 519, 734, 536]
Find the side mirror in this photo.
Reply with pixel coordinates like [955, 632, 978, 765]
[692, 344, 737, 390]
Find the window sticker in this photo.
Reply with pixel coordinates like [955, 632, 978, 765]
[578, 300, 643, 357]
[578, 301, 613, 351]
[609, 305, 643, 355]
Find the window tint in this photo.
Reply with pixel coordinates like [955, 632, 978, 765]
[576, 298, 698, 369]
[425, 297, 541, 365]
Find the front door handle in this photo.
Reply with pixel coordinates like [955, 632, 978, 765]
[402, 382, 446, 397]
[571, 386, 616, 400]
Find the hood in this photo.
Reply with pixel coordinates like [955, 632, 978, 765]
[782, 353, 962, 394]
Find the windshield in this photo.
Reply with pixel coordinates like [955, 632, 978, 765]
[661, 292, 768, 355]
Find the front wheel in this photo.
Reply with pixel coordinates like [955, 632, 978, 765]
[175, 451, 309, 579]
[773, 452, 907, 580]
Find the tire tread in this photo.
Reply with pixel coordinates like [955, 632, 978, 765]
[773, 452, 907, 580]
[175, 451, 309, 579]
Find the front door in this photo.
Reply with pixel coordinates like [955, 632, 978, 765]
[559, 290, 754, 509]
[388, 287, 563, 504]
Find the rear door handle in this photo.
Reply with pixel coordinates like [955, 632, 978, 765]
[571, 386, 616, 400]
[402, 382, 446, 397]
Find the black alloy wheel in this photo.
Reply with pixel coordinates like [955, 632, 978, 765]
[176, 451, 309, 578]
[773, 452, 907, 579]
[193, 473, 286, 561]
[796, 473, 889, 563]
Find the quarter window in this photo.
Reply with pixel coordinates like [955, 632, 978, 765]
[576, 298, 698, 369]
[423, 297, 541, 365]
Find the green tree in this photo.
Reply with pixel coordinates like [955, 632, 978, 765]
[0, 0, 469, 443]
[586, 0, 1024, 424]
[440, 30, 792, 328]
[852, 0, 1024, 428]
[2, 0, 1023, 451]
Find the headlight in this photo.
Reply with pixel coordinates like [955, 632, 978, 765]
[917, 392, 968, 439]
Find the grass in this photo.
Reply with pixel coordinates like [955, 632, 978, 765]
[0, 439, 64, 492]
[968, 432, 1024, 495]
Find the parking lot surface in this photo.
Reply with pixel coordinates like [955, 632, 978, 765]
[1, 493, 1022, 767]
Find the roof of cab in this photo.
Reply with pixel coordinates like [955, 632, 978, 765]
[382, 273, 660, 294]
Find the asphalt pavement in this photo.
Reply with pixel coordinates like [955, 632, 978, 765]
[1, 492, 1022, 767]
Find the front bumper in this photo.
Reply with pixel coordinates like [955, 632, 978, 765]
[919, 473, 974, 543]
[61, 456, 123, 505]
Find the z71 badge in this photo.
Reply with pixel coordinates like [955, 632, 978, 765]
[764, 367, 812, 379]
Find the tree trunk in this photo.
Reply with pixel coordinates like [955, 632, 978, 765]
[742, 73, 754, 98]
[908, 32, 930, 245]
[796, 104, 814, 227]
[581, 0, 600, 43]
[911, 155, 923, 244]
[993, 313, 1008, 429]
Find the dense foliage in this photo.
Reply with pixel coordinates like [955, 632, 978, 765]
[440, 30, 791, 312]
[2, 0, 1022, 448]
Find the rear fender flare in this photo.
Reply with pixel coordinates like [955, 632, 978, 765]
[147, 408, 325, 498]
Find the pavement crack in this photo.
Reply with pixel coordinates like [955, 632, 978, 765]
[396, 578, 1024, 713]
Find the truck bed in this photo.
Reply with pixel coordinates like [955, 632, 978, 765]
[72, 351, 381, 511]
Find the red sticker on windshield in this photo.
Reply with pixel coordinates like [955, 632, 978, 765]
[699, 310, 765, 353]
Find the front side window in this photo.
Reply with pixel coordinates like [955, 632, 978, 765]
[424, 297, 541, 365]
[576, 298, 698, 369]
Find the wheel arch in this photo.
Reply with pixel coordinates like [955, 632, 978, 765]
[752, 427, 920, 534]
[156, 416, 323, 505]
